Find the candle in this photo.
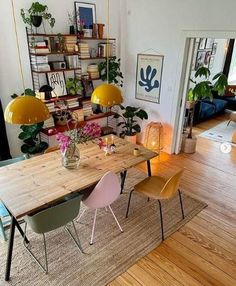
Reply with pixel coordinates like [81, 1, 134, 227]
[111, 135, 114, 145]
[105, 137, 108, 147]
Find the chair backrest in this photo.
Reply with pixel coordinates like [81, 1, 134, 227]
[0, 155, 26, 167]
[25, 195, 82, 234]
[44, 146, 59, 154]
[82, 171, 120, 209]
[160, 169, 184, 199]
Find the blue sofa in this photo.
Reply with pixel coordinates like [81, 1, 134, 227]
[193, 98, 227, 123]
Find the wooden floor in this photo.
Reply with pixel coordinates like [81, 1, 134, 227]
[110, 115, 236, 286]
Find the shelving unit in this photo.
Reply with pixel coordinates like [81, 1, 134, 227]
[25, 28, 118, 144]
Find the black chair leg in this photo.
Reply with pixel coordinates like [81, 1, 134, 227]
[120, 170, 127, 194]
[158, 200, 164, 241]
[178, 190, 185, 219]
[126, 190, 134, 218]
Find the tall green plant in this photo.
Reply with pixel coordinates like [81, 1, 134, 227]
[98, 56, 123, 87]
[114, 105, 148, 136]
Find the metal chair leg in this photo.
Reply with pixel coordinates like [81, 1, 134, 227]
[0, 218, 7, 241]
[65, 221, 84, 253]
[126, 189, 134, 218]
[158, 200, 164, 241]
[76, 208, 86, 223]
[120, 170, 127, 194]
[178, 190, 185, 219]
[23, 222, 48, 274]
[108, 205, 123, 232]
[90, 209, 97, 245]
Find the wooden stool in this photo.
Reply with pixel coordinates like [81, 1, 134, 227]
[228, 111, 236, 126]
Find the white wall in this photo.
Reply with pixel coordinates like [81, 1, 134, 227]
[0, 0, 121, 156]
[120, 0, 236, 153]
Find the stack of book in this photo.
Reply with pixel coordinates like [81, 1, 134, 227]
[66, 98, 80, 109]
[87, 64, 99, 79]
[43, 116, 55, 128]
[31, 55, 50, 72]
[45, 102, 55, 113]
[30, 40, 50, 54]
[75, 68, 82, 80]
[65, 55, 81, 69]
[64, 35, 77, 52]
[72, 109, 84, 122]
[98, 43, 113, 57]
[83, 101, 93, 117]
[79, 42, 90, 59]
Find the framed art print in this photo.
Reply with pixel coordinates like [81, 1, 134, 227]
[82, 79, 94, 98]
[75, 2, 96, 31]
[135, 54, 164, 104]
[47, 71, 67, 97]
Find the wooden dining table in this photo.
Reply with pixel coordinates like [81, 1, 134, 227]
[0, 136, 157, 281]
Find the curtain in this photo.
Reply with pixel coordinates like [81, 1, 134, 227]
[0, 99, 11, 160]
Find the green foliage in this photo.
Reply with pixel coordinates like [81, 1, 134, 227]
[11, 88, 36, 99]
[21, 2, 55, 28]
[19, 122, 48, 155]
[98, 57, 123, 87]
[65, 78, 82, 95]
[114, 105, 148, 136]
[188, 66, 228, 101]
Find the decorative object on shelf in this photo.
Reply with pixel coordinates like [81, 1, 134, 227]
[75, 2, 96, 36]
[82, 79, 94, 98]
[20, 1, 55, 32]
[65, 78, 82, 96]
[98, 57, 123, 87]
[57, 33, 66, 52]
[91, 0, 123, 107]
[39, 85, 53, 100]
[114, 105, 148, 144]
[18, 122, 48, 155]
[53, 109, 71, 126]
[97, 23, 105, 38]
[183, 66, 228, 153]
[54, 121, 101, 169]
[143, 122, 163, 153]
[47, 71, 67, 97]
[68, 11, 76, 34]
[136, 53, 163, 104]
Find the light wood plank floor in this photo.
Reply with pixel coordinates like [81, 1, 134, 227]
[110, 114, 236, 286]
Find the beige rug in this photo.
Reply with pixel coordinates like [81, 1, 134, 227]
[0, 168, 207, 286]
[199, 120, 236, 146]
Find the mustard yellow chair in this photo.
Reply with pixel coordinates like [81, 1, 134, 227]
[126, 169, 185, 241]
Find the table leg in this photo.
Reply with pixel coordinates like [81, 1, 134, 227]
[5, 216, 16, 281]
[147, 160, 152, 177]
[120, 170, 127, 194]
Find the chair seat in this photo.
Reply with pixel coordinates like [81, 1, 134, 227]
[134, 176, 168, 199]
[0, 202, 9, 217]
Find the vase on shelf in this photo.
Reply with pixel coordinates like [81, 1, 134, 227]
[62, 143, 80, 169]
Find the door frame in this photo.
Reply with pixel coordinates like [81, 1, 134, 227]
[172, 30, 236, 154]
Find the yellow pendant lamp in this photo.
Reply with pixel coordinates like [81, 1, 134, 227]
[4, 0, 50, 125]
[4, 95, 50, 124]
[91, 0, 123, 107]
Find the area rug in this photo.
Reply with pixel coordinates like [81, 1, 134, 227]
[198, 120, 236, 146]
[0, 168, 207, 286]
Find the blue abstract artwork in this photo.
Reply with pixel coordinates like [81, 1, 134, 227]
[138, 65, 160, 92]
[79, 7, 93, 29]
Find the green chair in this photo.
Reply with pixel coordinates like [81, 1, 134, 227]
[23, 194, 83, 274]
[0, 155, 27, 241]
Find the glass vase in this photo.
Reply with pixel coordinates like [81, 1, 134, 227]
[62, 143, 80, 169]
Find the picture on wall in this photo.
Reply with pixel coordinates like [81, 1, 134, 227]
[198, 38, 206, 50]
[212, 43, 217, 55]
[195, 51, 206, 70]
[135, 54, 164, 104]
[205, 38, 214, 49]
[47, 71, 67, 97]
[75, 2, 96, 32]
[209, 56, 215, 69]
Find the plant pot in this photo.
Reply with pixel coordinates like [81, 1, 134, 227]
[31, 15, 42, 28]
[181, 134, 197, 153]
[69, 25, 75, 34]
[186, 100, 196, 109]
[97, 23, 105, 38]
[125, 134, 137, 144]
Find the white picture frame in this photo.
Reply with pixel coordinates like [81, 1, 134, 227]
[135, 54, 164, 104]
[47, 71, 67, 97]
[75, 2, 96, 32]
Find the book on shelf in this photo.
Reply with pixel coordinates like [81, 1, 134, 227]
[65, 55, 81, 69]
[65, 35, 77, 52]
[30, 47, 50, 54]
[31, 55, 48, 64]
[32, 64, 51, 72]
[72, 109, 84, 122]
[98, 43, 113, 57]
[79, 42, 90, 58]
[43, 116, 55, 128]
[87, 63, 99, 79]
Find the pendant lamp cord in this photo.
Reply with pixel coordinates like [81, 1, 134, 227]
[11, 0, 26, 92]
[107, 0, 110, 83]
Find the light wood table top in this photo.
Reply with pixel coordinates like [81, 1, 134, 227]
[0, 136, 157, 219]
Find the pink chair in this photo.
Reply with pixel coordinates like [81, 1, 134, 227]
[78, 171, 123, 244]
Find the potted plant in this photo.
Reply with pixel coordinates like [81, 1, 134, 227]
[11, 88, 48, 155]
[98, 56, 123, 87]
[21, 2, 55, 31]
[182, 66, 228, 153]
[65, 78, 83, 96]
[114, 105, 148, 144]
